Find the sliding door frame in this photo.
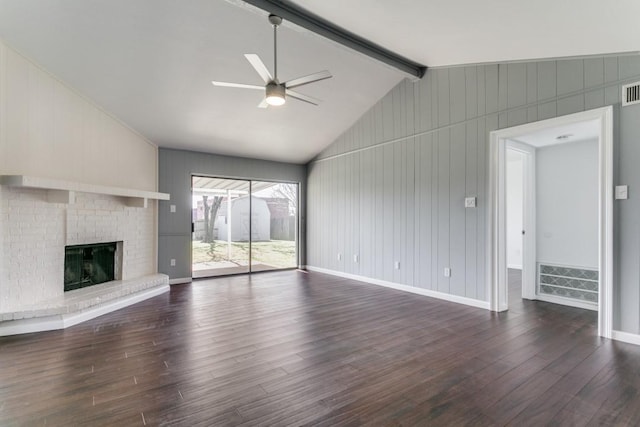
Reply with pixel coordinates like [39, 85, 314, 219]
[191, 174, 300, 277]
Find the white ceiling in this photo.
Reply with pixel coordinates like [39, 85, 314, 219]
[0, 1, 638, 164]
[0, 0, 404, 164]
[292, 0, 640, 67]
[514, 120, 600, 148]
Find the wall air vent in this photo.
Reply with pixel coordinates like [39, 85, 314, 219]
[622, 82, 640, 107]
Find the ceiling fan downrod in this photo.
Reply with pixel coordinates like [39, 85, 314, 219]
[268, 14, 282, 81]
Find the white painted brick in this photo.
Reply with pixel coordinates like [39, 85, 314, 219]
[0, 187, 155, 312]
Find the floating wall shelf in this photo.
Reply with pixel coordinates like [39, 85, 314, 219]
[0, 175, 170, 207]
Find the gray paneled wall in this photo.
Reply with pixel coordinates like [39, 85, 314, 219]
[307, 54, 640, 334]
[158, 148, 307, 280]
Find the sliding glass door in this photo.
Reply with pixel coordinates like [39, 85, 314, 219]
[191, 176, 298, 278]
[192, 177, 251, 278]
[250, 181, 298, 272]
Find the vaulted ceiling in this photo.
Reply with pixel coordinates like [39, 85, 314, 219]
[0, 0, 638, 164]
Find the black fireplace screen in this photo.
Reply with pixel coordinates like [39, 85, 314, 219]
[64, 242, 117, 291]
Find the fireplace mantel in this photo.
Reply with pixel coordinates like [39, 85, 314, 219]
[0, 175, 170, 207]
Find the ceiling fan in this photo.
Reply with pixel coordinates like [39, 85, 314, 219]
[212, 14, 332, 108]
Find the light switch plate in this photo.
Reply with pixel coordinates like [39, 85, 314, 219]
[444, 267, 451, 277]
[615, 185, 629, 200]
[465, 197, 477, 208]
[170, 204, 176, 213]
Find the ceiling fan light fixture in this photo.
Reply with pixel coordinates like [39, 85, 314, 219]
[265, 82, 286, 106]
[210, 14, 331, 108]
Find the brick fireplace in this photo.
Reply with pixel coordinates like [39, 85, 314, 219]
[0, 40, 169, 335]
[0, 182, 166, 326]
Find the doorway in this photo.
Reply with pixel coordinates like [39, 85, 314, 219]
[191, 176, 299, 278]
[489, 106, 614, 338]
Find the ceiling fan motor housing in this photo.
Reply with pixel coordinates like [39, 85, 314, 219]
[265, 81, 286, 105]
[268, 14, 282, 26]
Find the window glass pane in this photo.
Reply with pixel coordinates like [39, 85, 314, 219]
[250, 181, 298, 271]
[192, 176, 251, 277]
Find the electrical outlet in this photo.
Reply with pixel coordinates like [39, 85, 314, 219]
[354, 254, 359, 263]
[394, 261, 400, 270]
[170, 259, 176, 267]
[338, 253, 342, 261]
[444, 267, 451, 277]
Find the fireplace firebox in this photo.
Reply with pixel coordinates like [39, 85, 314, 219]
[64, 242, 122, 291]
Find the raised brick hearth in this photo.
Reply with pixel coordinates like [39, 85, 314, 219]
[0, 185, 168, 334]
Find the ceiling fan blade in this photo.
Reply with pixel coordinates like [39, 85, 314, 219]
[245, 54, 273, 84]
[284, 70, 332, 89]
[286, 89, 321, 106]
[212, 81, 264, 90]
[258, 99, 269, 109]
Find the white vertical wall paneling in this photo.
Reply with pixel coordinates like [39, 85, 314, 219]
[498, 64, 508, 112]
[360, 149, 370, 278]
[465, 120, 479, 298]
[392, 84, 402, 139]
[413, 136, 422, 287]
[335, 156, 342, 271]
[485, 65, 499, 114]
[383, 144, 394, 282]
[507, 63, 527, 109]
[477, 66, 486, 116]
[420, 72, 433, 133]
[437, 69, 450, 127]
[343, 151, 350, 273]
[350, 149, 358, 274]
[450, 67, 466, 124]
[393, 140, 402, 283]
[406, 137, 415, 287]
[374, 146, 384, 279]
[421, 134, 433, 289]
[430, 132, 439, 291]
[616, 102, 640, 333]
[401, 138, 409, 284]
[307, 54, 640, 329]
[437, 128, 450, 294]
[450, 124, 467, 296]
[477, 118, 487, 301]
[466, 66, 478, 120]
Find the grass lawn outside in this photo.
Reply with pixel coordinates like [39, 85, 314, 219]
[192, 239, 296, 269]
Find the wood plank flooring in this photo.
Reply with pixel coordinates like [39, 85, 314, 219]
[1, 269, 639, 426]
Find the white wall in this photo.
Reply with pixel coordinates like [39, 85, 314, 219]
[0, 40, 157, 191]
[536, 138, 598, 268]
[506, 150, 524, 269]
[0, 40, 159, 312]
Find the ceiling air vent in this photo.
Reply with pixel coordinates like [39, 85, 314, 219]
[622, 82, 640, 107]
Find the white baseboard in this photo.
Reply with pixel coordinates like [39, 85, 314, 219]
[507, 264, 522, 270]
[534, 294, 598, 311]
[169, 277, 192, 285]
[612, 330, 640, 346]
[0, 285, 169, 336]
[305, 266, 490, 310]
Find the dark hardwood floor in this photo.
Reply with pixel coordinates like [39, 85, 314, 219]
[1, 270, 639, 426]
